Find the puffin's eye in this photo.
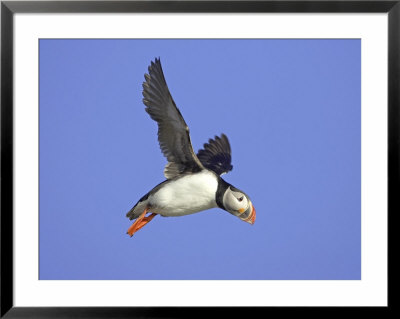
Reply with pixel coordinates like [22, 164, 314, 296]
[238, 196, 244, 202]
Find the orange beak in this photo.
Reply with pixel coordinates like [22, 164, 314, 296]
[242, 203, 256, 225]
[249, 205, 256, 225]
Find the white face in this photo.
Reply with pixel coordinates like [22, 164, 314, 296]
[222, 187, 250, 215]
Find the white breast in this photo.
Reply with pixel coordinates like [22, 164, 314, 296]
[148, 170, 219, 217]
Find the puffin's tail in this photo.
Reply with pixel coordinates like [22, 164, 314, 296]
[126, 197, 157, 237]
[126, 197, 149, 220]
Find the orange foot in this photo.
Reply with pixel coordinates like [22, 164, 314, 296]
[127, 209, 157, 237]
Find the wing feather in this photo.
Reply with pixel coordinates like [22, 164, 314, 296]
[197, 134, 233, 176]
[142, 58, 204, 179]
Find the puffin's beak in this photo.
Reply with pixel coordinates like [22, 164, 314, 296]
[241, 202, 256, 225]
[250, 205, 256, 224]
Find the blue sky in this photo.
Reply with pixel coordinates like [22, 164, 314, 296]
[39, 39, 361, 280]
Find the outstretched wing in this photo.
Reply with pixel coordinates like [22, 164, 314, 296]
[197, 134, 233, 176]
[142, 58, 204, 179]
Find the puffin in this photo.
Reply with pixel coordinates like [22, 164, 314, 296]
[126, 58, 256, 237]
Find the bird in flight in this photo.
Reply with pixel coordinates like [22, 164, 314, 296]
[126, 58, 255, 237]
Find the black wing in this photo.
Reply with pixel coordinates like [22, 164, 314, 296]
[197, 134, 233, 176]
[142, 58, 205, 179]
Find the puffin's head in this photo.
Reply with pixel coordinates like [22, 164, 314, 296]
[221, 186, 256, 225]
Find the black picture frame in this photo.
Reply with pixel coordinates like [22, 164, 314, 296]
[1, 1, 397, 317]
